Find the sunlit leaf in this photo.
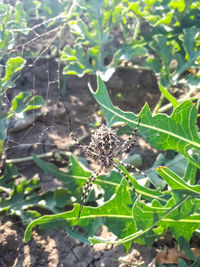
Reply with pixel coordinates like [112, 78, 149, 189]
[1, 57, 26, 91]
[89, 76, 200, 169]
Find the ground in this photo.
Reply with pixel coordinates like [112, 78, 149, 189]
[2, 58, 161, 266]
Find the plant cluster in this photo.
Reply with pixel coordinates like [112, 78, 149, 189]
[0, 0, 200, 265]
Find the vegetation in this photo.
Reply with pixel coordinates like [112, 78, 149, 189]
[0, 0, 200, 265]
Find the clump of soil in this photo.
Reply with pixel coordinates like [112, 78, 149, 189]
[0, 218, 156, 266]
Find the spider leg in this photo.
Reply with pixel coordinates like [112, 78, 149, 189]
[84, 146, 100, 159]
[113, 162, 137, 196]
[119, 162, 148, 181]
[117, 117, 141, 155]
[78, 167, 101, 219]
[65, 105, 85, 146]
[65, 105, 100, 158]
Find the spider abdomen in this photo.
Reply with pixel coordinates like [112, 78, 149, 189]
[90, 125, 120, 157]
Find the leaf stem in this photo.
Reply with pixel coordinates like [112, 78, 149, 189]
[133, 17, 140, 41]
[158, 83, 179, 107]
[158, 96, 199, 113]
[152, 93, 165, 115]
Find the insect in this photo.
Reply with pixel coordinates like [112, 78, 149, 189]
[66, 108, 147, 219]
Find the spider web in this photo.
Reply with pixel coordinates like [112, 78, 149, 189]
[1, 1, 114, 241]
[1, 1, 166, 255]
[0, 7, 110, 266]
[1, 3, 79, 219]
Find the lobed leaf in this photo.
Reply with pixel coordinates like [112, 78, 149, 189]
[0, 163, 71, 225]
[157, 166, 200, 195]
[89, 76, 200, 169]
[24, 177, 141, 252]
[25, 156, 200, 250]
[33, 153, 122, 203]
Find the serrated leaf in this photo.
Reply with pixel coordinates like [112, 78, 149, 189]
[159, 214, 200, 244]
[0, 177, 41, 223]
[33, 153, 121, 203]
[0, 163, 64, 224]
[89, 194, 195, 247]
[173, 27, 200, 79]
[116, 162, 164, 200]
[157, 166, 200, 195]
[183, 27, 200, 61]
[114, 43, 148, 61]
[24, 160, 200, 250]
[149, 35, 173, 86]
[139, 154, 187, 189]
[89, 76, 200, 169]
[24, 178, 136, 244]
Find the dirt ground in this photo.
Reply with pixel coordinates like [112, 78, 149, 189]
[1, 57, 160, 266]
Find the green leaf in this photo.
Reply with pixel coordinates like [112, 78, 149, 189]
[182, 27, 200, 61]
[159, 213, 200, 245]
[157, 166, 200, 195]
[24, 95, 46, 111]
[61, 0, 137, 80]
[169, 0, 185, 12]
[184, 161, 197, 184]
[1, 57, 26, 91]
[0, 164, 67, 224]
[11, 92, 30, 113]
[144, 57, 162, 74]
[89, 194, 195, 247]
[9, 92, 46, 118]
[33, 153, 121, 203]
[0, 177, 41, 224]
[24, 178, 136, 245]
[173, 27, 200, 80]
[158, 83, 179, 107]
[116, 161, 164, 200]
[0, 117, 7, 141]
[155, 11, 174, 26]
[0, 30, 14, 50]
[24, 162, 200, 250]
[149, 35, 173, 86]
[141, 153, 188, 189]
[0, 164, 18, 188]
[14, 2, 27, 22]
[54, 188, 69, 208]
[114, 43, 148, 61]
[89, 76, 200, 169]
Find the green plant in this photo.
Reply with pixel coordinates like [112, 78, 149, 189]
[0, 56, 47, 223]
[60, 0, 148, 80]
[0, 0, 84, 227]
[0, 1, 200, 264]
[24, 77, 200, 262]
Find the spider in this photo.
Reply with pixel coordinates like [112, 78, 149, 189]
[66, 108, 147, 219]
